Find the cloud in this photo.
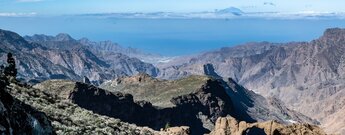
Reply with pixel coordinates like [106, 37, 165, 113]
[0, 12, 37, 17]
[263, 2, 276, 6]
[16, 0, 44, 3]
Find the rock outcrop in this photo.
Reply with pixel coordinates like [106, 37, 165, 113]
[209, 116, 326, 135]
[203, 63, 222, 79]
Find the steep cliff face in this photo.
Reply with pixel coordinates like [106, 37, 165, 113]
[0, 78, 54, 135]
[0, 29, 158, 85]
[35, 79, 236, 135]
[157, 28, 345, 134]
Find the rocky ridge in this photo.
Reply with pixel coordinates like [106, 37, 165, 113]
[102, 65, 318, 126]
[35, 78, 236, 135]
[157, 28, 345, 134]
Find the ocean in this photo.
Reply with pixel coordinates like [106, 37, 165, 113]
[1, 16, 345, 56]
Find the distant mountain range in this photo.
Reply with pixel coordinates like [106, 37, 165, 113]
[0, 29, 160, 85]
[1, 27, 345, 134]
[24, 33, 171, 64]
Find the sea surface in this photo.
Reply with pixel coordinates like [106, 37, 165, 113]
[1, 16, 345, 56]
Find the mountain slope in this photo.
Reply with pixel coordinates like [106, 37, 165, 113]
[157, 28, 345, 134]
[0, 77, 54, 135]
[101, 71, 318, 129]
[25, 34, 170, 64]
[78, 38, 171, 64]
[8, 79, 161, 135]
[35, 78, 237, 135]
[0, 29, 158, 84]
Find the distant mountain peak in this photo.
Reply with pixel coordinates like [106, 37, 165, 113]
[319, 28, 345, 42]
[216, 7, 244, 16]
[55, 33, 75, 41]
[0, 28, 34, 49]
[323, 28, 345, 37]
[0, 29, 25, 41]
[25, 33, 76, 42]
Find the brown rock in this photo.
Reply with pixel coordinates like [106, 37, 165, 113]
[209, 116, 327, 135]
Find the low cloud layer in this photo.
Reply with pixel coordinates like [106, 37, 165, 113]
[0, 12, 37, 17]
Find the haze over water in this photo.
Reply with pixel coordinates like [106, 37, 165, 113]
[1, 16, 345, 56]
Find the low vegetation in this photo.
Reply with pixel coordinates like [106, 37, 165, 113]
[9, 82, 156, 135]
[100, 74, 210, 107]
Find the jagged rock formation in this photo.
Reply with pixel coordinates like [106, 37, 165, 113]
[83, 76, 91, 84]
[0, 29, 158, 85]
[102, 74, 318, 126]
[201, 64, 317, 125]
[101, 75, 318, 135]
[35, 79, 236, 135]
[157, 28, 345, 134]
[0, 77, 54, 134]
[208, 116, 326, 135]
[203, 64, 222, 79]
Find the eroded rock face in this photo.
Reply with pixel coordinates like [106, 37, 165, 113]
[209, 117, 326, 135]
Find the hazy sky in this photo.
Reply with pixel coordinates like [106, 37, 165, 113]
[0, 0, 344, 15]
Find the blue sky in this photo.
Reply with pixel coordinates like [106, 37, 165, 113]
[0, 0, 345, 15]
